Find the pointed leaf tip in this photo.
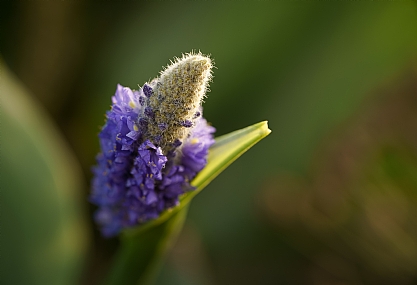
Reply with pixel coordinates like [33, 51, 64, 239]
[190, 120, 271, 191]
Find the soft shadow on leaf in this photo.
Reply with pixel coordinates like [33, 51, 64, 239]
[105, 121, 271, 285]
[0, 59, 89, 285]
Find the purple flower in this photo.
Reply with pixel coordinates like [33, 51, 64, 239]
[91, 53, 215, 237]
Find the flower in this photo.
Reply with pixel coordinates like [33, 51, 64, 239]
[91, 52, 215, 237]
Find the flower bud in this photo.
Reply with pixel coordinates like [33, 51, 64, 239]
[142, 52, 213, 153]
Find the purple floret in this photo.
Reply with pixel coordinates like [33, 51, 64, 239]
[181, 120, 193, 128]
[182, 117, 215, 175]
[91, 84, 215, 237]
[142, 84, 153, 98]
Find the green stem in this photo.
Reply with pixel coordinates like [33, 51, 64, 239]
[104, 206, 189, 285]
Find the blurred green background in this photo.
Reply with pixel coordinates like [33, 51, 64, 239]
[1, 1, 417, 284]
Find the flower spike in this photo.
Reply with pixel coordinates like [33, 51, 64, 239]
[91, 52, 215, 237]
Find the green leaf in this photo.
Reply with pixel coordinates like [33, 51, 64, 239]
[0, 59, 90, 285]
[105, 121, 271, 285]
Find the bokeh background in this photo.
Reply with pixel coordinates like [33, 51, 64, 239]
[1, 1, 417, 284]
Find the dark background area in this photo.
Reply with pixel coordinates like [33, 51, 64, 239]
[1, 1, 417, 284]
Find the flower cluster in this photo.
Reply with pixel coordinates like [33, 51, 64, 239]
[91, 53, 215, 237]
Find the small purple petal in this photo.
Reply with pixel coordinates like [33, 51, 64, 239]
[173, 139, 182, 147]
[158, 123, 168, 131]
[139, 96, 146, 106]
[181, 120, 193, 128]
[144, 107, 155, 119]
[139, 117, 148, 128]
[143, 84, 153, 98]
[193, 111, 201, 119]
[154, 135, 162, 144]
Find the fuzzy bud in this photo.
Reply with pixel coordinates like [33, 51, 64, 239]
[142, 52, 213, 153]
